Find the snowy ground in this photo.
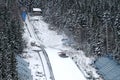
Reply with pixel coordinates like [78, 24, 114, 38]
[21, 16, 53, 80]
[21, 15, 102, 80]
[45, 48, 86, 80]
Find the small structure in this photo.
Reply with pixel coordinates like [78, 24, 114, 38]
[21, 10, 27, 21]
[95, 56, 120, 80]
[20, 6, 27, 21]
[30, 8, 42, 16]
[28, 8, 42, 21]
[33, 8, 42, 12]
[16, 56, 33, 80]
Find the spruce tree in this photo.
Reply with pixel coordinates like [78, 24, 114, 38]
[0, 0, 24, 79]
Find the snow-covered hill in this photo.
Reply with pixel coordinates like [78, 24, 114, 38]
[20, 14, 102, 80]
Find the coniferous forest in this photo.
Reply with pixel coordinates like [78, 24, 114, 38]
[0, 0, 24, 80]
[0, 0, 120, 80]
[40, 0, 120, 63]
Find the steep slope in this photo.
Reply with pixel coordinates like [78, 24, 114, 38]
[24, 15, 101, 80]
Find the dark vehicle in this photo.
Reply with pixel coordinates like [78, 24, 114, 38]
[58, 52, 68, 58]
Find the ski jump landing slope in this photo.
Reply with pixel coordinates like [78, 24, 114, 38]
[45, 48, 86, 80]
[26, 15, 87, 80]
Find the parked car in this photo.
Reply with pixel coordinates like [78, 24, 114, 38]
[58, 52, 68, 58]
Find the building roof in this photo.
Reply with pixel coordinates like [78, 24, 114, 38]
[33, 8, 42, 12]
[95, 57, 120, 80]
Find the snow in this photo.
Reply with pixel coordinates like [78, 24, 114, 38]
[33, 8, 42, 12]
[20, 14, 102, 80]
[66, 50, 101, 79]
[29, 17, 64, 48]
[45, 48, 86, 80]
[21, 16, 52, 80]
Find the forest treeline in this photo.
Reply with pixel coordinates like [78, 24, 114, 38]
[0, 0, 120, 79]
[0, 0, 24, 79]
[39, 0, 120, 63]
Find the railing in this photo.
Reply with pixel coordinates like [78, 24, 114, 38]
[34, 44, 55, 80]
[28, 16, 55, 80]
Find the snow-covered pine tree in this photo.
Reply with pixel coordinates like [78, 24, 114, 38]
[40, 0, 120, 63]
[0, 0, 24, 79]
